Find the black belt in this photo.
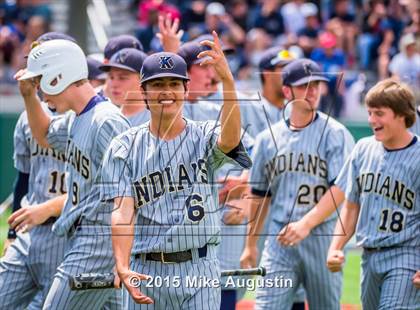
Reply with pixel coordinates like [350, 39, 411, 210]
[363, 245, 397, 252]
[41, 217, 57, 226]
[135, 245, 208, 263]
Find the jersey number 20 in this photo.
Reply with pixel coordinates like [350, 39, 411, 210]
[297, 184, 327, 205]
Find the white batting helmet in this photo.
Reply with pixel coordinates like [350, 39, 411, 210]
[19, 39, 88, 95]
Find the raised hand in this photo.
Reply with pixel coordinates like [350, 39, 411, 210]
[156, 13, 183, 53]
[197, 31, 233, 82]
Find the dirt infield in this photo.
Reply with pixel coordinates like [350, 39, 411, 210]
[236, 300, 361, 310]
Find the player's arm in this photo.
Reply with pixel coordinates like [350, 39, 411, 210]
[112, 197, 153, 304]
[240, 193, 271, 269]
[198, 31, 241, 153]
[326, 199, 360, 272]
[278, 185, 344, 246]
[14, 70, 51, 148]
[8, 194, 66, 232]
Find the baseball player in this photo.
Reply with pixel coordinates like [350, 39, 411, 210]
[102, 33, 251, 309]
[101, 34, 144, 98]
[327, 78, 420, 309]
[240, 59, 355, 309]
[218, 47, 309, 310]
[99, 47, 150, 126]
[14, 39, 130, 309]
[0, 32, 75, 310]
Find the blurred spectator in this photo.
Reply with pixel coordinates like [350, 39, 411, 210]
[13, 15, 48, 70]
[0, 1, 51, 83]
[202, 2, 245, 45]
[250, 0, 285, 39]
[14, 0, 52, 24]
[227, 0, 249, 32]
[281, 0, 306, 35]
[297, 2, 320, 57]
[238, 28, 272, 80]
[357, 0, 395, 78]
[181, 0, 206, 31]
[137, 0, 180, 27]
[403, 2, 419, 37]
[329, 0, 358, 67]
[388, 33, 420, 88]
[311, 32, 346, 117]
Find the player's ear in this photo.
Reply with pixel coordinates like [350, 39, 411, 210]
[183, 81, 190, 99]
[282, 85, 292, 100]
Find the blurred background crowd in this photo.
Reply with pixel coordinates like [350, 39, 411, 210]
[1, 0, 419, 119]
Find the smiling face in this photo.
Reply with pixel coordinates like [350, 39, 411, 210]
[142, 77, 188, 120]
[107, 67, 140, 106]
[367, 106, 407, 144]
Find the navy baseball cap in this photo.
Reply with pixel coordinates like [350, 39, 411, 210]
[104, 35, 144, 60]
[87, 57, 107, 80]
[282, 59, 329, 86]
[99, 48, 147, 73]
[140, 52, 189, 84]
[178, 42, 212, 66]
[36, 32, 77, 43]
[26, 32, 77, 58]
[258, 47, 283, 70]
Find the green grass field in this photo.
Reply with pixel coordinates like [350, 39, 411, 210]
[242, 251, 361, 306]
[0, 211, 361, 306]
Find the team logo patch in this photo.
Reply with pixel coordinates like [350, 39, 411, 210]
[303, 62, 313, 75]
[116, 51, 128, 64]
[159, 56, 174, 69]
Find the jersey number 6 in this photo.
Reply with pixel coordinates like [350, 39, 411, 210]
[186, 193, 205, 222]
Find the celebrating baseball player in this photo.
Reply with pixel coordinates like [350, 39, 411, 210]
[327, 78, 420, 309]
[13, 39, 131, 308]
[101, 31, 251, 309]
[240, 59, 355, 309]
[0, 32, 73, 310]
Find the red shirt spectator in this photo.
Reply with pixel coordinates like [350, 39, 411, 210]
[137, 0, 181, 27]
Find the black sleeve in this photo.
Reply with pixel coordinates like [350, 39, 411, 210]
[12, 171, 29, 213]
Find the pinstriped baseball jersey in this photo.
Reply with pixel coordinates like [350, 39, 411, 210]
[126, 109, 150, 127]
[335, 135, 420, 248]
[46, 96, 131, 236]
[0, 104, 68, 310]
[240, 96, 284, 139]
[13, 107, 68, 205]
[100, 119, 251, 254]
[409, 109, 420, 135]
[183, 100, 221, 122]
[250, 112, 355, 223]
